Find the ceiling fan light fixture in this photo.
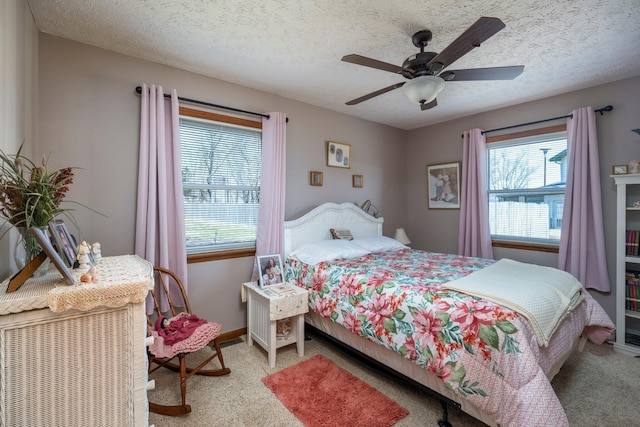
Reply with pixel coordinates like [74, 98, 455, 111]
[401, 75, 445, 104]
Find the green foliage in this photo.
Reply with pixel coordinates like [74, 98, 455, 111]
[0, 144, 75, 229]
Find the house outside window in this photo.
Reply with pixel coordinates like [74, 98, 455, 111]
[487, 127, 567, 246]
[179, 108, 262, 256]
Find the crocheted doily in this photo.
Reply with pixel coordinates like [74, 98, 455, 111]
[47, 255, 153, 313]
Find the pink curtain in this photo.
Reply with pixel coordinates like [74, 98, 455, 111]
[253, 112, 287, 280]
[558, 107, 610, 291]
[136, 84, 188, 309]
[458, 128, 494, 259]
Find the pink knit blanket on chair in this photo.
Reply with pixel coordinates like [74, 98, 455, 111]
[149, 312, 222, 358]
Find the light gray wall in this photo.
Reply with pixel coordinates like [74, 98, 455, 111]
[8, 11, 637, 330]
[407, 75, 640, 319]
[0, 0, 38, 278]
[34, 34, 407, 331]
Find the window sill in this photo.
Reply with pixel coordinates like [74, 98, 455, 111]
[187, 247, 256, 264]
[491, 240, 559, 253]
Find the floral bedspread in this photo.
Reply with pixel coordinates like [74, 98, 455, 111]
[285, 249, 615, 427]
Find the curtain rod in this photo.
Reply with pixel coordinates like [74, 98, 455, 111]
[135, 86, 281, 121]
[460, 105, 613, 138]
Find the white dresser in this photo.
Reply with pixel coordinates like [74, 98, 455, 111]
[0, 255, 153, 427]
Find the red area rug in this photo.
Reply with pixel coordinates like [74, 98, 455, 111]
[262, 354, 409, 427]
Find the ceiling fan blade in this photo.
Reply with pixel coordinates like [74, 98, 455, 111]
[420, 99, 438, 111]
[427, 17, 506, 70]
[342, 54, 412, 74]
[345, 82, 405, 105]
[440, 65, 524, 81]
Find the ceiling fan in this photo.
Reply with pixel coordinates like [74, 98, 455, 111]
[342, 17, 524, 111]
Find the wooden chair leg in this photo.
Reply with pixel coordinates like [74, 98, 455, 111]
[214, 338, 227, 369]
[180, 354, 188, 408]
[148, 355, 193, 416]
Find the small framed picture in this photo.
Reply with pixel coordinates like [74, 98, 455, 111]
[256, 254, 284, 289]
[427, 162, 461, 209]
[327, 141, 351, 168]
[310, 171, 323, 186]
[612, 164, 628, 175]
[352, 175, 363, 188]
[29, 227, 74, 285]
[49, 220, 77, 267]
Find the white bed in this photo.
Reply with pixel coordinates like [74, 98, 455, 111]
[283, 202, 614, 427]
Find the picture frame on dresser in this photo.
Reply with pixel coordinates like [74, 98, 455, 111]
[256, 254, 284, 288]
[29, 227, 74, 285]
[49, 219, 77, 267]
[613, 164, 629, 175]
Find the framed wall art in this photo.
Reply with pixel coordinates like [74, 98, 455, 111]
[352, 175, 363, 188]
[310, 171, 323, 186]
[427, 162, 461, 209]
[256, 254, 284, 288]
[327, 141, 351, 168]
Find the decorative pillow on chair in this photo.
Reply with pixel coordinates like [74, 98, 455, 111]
[330, 228, 353, 240]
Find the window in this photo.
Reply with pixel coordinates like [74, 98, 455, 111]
[179, 107, 262, 256]
[487, 126, 567, 245]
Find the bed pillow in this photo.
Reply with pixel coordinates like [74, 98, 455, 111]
[351, 235, 408, 253]
[330, 228, 353, 240]
[288, 239, 370, 265]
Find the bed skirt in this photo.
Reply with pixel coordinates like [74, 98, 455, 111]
[305, 310, 580, 427]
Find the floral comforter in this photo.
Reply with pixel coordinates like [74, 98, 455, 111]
[285, 249, 615, 427]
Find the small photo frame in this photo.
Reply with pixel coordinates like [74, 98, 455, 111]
[327, 141, 351, 168]
[256, 254, 284, 289]
[310, 171, 323, 186]
[352, 175, 363, 188]
[612, 164, 628, 175]
[427, 162, 461, 209]
[49, 220, 77, 267]
[29, 227, 74, 285]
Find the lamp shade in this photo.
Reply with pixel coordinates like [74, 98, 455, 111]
[401, 75, 445, 104]
[394, 227, 411, 245]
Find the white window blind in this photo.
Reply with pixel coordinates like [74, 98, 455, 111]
[487, 131, 566, 244]
[180, 116, 261, 254]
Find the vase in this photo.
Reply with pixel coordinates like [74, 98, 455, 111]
[14, 226, 50, 277]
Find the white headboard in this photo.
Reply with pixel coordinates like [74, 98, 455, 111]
[284, 202, 384, 257]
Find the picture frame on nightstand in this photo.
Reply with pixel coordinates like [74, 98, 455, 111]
[256, 254, 284, 288]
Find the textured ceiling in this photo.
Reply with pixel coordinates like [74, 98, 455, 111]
[27, 0, 640, 130]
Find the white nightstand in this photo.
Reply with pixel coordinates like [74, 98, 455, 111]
[241, 281, 308, 367]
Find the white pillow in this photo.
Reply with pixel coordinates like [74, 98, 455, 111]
[351, 235, 408, 252]
[288, 239, 370, 265]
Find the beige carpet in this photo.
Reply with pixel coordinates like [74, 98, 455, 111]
[148, 331, 639, 427]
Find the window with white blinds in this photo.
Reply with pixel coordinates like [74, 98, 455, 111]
[179, 113, 261, 254]
[487, 130, 567, 244]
